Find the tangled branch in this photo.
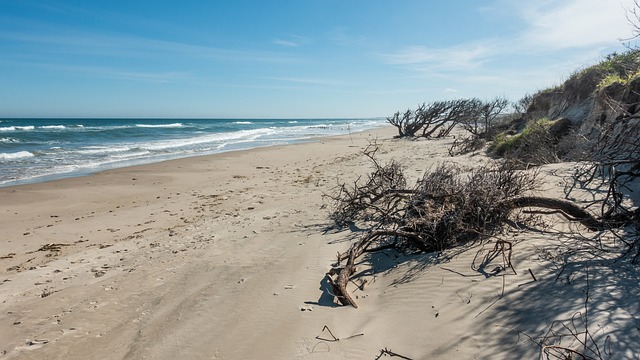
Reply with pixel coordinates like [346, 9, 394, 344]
[325, 146, 639, 308]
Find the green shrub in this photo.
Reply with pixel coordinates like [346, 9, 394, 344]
[596, 69, 640, 90]
[491, 132, 515, 156]
[490, 118, 553, 158]
[596, 49, 640, 75]
[597, 73, 625, 90]
[568, 49, 640, 87]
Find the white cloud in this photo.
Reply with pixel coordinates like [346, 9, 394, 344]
[272, 39, 300, 47]
[518, 0, 635, 50]
[272, 34, 309, 47]
[19, 62, 192, 83]
[256, 76, 344, 86]
[379, 41, 496, 71]
[0, 27, 301, 64]
[378, 0, 635, 90]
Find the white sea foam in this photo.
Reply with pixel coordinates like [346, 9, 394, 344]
[76, 145, 133, 155]
[81, 125, 131, 131]
[140, 128, 276, 151]
[135, 123, 184, 128]
[0, 163, 82, 186]
[0, 151, 35, 160]
[111, 150, 151, 159]
[0, 118, 387, 187]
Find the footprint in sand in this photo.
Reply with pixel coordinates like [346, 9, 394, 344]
[17, 339, 49, 351]
[61, 328, 78, 336]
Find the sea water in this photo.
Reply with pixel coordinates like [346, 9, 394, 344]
[0, 118, 386, 187]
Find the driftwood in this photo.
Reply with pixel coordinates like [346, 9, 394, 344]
[327, 194, 635, 308]
[327, 229, 414, 308]
[504, 196, 602, 230]
[375, 347, 414, 359]
[325, 137, 639, 308]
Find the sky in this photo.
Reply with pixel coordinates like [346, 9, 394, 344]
[0, 0, 637, 118]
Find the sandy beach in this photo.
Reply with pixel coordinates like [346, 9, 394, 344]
[1, 126, 637, 359]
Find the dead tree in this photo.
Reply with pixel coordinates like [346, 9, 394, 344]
[568, 113, 640, 261]
[450, 97, 510, 155]
[387, 108, 425, 138]
[479, 96, 510, 136]
[420, 99, 478, 138]
[625, 0, 640, 44]
[513, 93, 534, 116]
[326, 148, 639, 308]
[447, 134, 486, 156]
[329, 141, 407, 227]
[387, 99, 485, 139]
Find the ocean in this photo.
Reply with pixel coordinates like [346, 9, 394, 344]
[0, 117, 386, 187]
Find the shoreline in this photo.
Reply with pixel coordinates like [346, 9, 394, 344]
[0, 118, 387, 189]
[0, 138, 316, 189]
[0, 126, 387, 267]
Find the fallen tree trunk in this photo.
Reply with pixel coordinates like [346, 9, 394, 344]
[504, 196, 603, 231]
[327, 195, 633, 308]
[327, 249, 359, 308]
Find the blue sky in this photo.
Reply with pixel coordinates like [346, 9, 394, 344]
[0, 0, 636, 118]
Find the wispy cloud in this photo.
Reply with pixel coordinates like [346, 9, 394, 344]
[378, 0, 635, 92]
[379, 42, 496, 71]
[272, 34, 309, 47]
[74, 67, 190, 83]
[517, 0, 635, 50]
[273, 39, 299, 47]
[34, 2, 97, 18]
[16, 61, 193, 83]
[256, 76, 345, 86]
[0, 26, 301, 64]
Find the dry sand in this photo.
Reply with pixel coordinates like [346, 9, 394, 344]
[1, 127, 638, 359]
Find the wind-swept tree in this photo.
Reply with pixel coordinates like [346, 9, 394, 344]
[387, 99, 484, 139]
